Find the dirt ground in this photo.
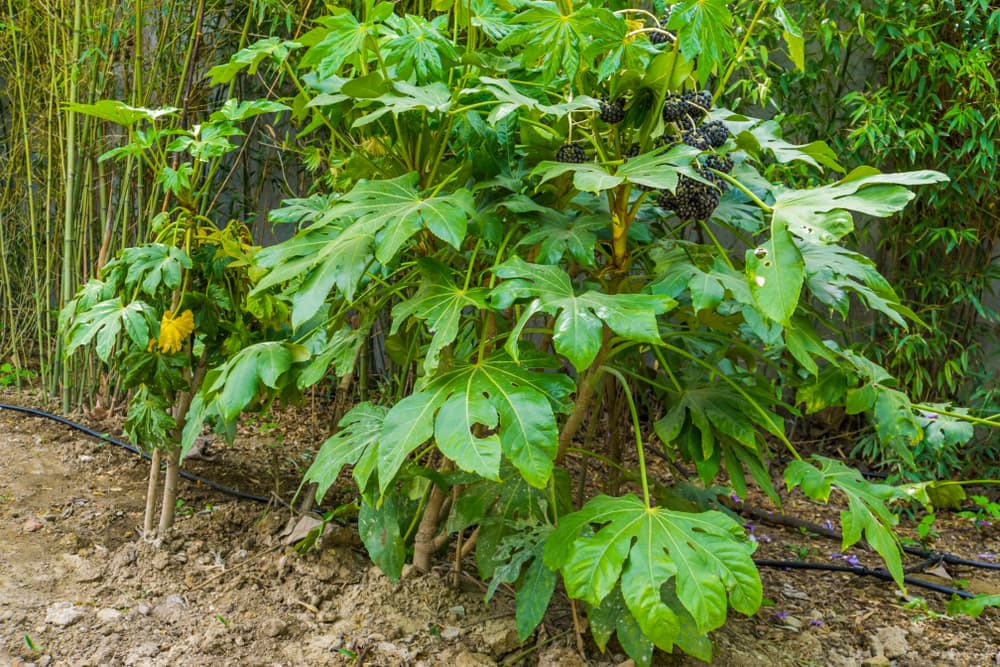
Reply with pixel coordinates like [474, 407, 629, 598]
[1, 388, 999, 667]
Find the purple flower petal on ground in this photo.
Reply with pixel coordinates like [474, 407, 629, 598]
[731, 493, 742, 503]
[809, 619, 824, 627]
[830, 552, 843, 560]
[743, 522, 754, 532]
[977, 552, 995, 561]
[757, 534, 772, 543]
[774, 611, 788, 620]
[823, 520, 834, 531]
[845, 555, 860, 566]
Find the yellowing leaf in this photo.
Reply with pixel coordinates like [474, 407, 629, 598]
[158, 309, 194, 353]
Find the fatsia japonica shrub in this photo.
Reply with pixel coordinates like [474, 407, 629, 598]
[96, 0, 959, 663]
[60, 100, 292, 538]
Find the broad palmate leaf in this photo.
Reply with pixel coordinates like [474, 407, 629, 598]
[492, 258, 675, 372]
[785, 457, 908, 586]
[772, 167, 948, 244]
[379, 351, 574, 490]
[253, 173, 475, 327]
[118, 243, 192, 297]
[800, 241, 917, 327]
[391, 258, 490, 375]
[65, 297, 155, 361]
[531, 143, 699, 194]
[303, 403, 388, 502]
[747, 168, 946, 324]
[201, 342, 309, 421]
[544, 494, 761, 655]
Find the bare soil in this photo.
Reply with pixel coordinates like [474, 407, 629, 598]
[1, 388, 999, 667]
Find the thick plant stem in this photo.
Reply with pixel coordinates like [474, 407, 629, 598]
[412, 482, 448, 573]
[158, 446, 182, 536]
[143, 447, 161, 537]
[156, 360, 207, 536]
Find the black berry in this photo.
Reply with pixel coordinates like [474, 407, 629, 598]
[662, 94, 686, 123]
[556, 143, 587, 164]
[656, 191, 677, 210]
[703, 153, 734, 174]
[700, 120, 730, 148]
[682, 129, 711, 151]
[672, 176, 720, 221]
[681, 90, 712, 118]
[599, 98, 625, 124]
[649, 6, 676, 45]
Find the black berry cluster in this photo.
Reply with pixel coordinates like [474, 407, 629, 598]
[662, 90, 713, 127]
[661, 94, 687, 122]
[682, 90, 712, 117]
[699, 120, 730, 148]
[682, 128, 712, 151]
[649, 5, 676, 45]
[657, 175, 721, 221]
[599, 98, 625, 124]
[556, 143, 587, 163]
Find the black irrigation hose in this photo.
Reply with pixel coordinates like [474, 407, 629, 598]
[739, 502, 1000, 573]
[902, 545, 1000, 571]
[0, 402, 277, 507]
[754, 559, 975, 599]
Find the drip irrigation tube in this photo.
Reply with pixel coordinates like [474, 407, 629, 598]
[740, 501, 1000, 572]
[753, 559, 975, 599]
[0, 402, 276, 507]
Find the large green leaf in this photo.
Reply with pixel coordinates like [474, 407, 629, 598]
[785, 457, 908, 587]
[733, 118, 843, 172]
[471, 76, 599, 125]
[587, 586, 654, 666]
[771, 168, 948, 244]
[872, 386, 922, 469]
[358, 490, 410, 581]
[491, 258, 675, 371]
[202, 342, 306, 421]
[65, 297, 155, 361]
[253, 174, 474, 327]
[747, 219, 804, 324]
[297, 322, 372, 389]
[64, 100, 178, 126]
[669, 0, 734, 82]
[544, 494, 760, 655]
[119, 243, 192, 297]
[531, 144, 699, 194]
[800, 241, 916, 326]
[299, 12, 376, 79]
[379, 351, 574, 490]
[497, 3, 617, 83]
[303, 403, 388, 502]
[351, 81, 454, 127]
[207, 37, 299, 85]
[382, 14, 458, 84]
[516, 554, 557, 641]
[391, 259, 490, 374]
[517, 212, 604, 268]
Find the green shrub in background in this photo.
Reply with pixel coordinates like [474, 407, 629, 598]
[752, 0, 1000, 477]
